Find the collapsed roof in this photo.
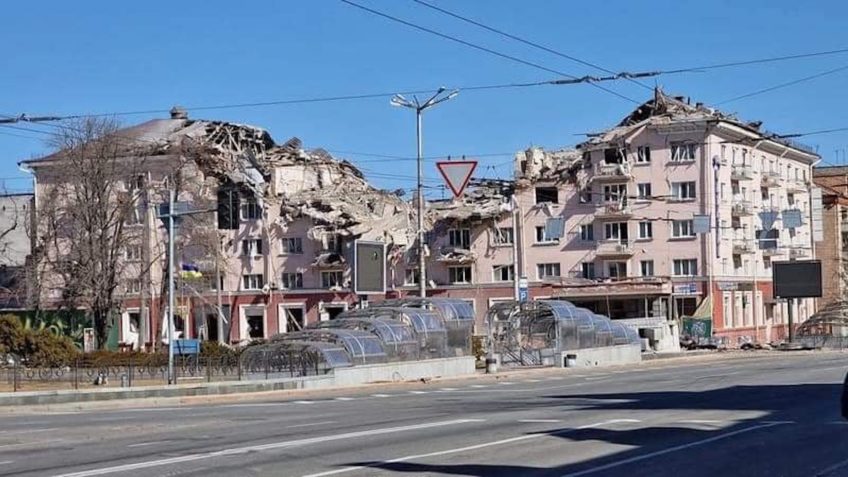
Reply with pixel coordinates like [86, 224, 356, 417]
[428, 179, 515, 222]
[514, 147, 583, 183]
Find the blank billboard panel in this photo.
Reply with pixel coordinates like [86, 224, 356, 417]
[772, 260, 822, 298]
[354, 240, 386, 294]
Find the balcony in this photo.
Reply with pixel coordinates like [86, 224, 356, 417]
[594, 201, 633, 219]
[786, 179, 810, 194]
[761, 246, 784, 257]
[732, 239, 755, 254]
[761, 170, 782, 188]
[436, 246, 477, 264]
[595, 240, 635, 258]
[731, 199, 754, 217]
[592, 162, 632, 182]
[789, 247, 810, 259]
[731, 165, 754, 181]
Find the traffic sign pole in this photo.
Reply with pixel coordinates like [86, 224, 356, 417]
[436, 160, 478, 198]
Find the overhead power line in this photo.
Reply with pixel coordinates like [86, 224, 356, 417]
[717, 64, 848, 105]
[339, 0, 640, 103]
[410, 0, 653, 91]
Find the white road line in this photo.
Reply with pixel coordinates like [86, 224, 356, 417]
[127, 441, 170, 448]
[293, 400, 314, 404]
[371, 394, 391, 398]
[525, 379, 541, 383]
[122, 407, 183, 412]
[0, 461, 13, 465]
[408, 391, 428, 395]
[0, 439, 63, 450]
[334, 397, 355, 401]
[815, 456, 848, 476]
[439, 387, 458, 391]
[219, 403, 288, 408]
[4, 427, 57, 434]
[497, 381, 515, 385]
[53, 419, 483, 477]
[300, 419, 640, 477]
[517, 419, 562, 423]
[584, 376, 609, 381]
[678, 420, 725, 424]
[469, 385, 488, 388]
[287, 421, 337, 429]
[828, 421, 848, 425]
[559, 421, 788, 477]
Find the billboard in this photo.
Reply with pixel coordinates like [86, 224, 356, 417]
[354, 240, 386, 294]
[772, 260, 822, 298]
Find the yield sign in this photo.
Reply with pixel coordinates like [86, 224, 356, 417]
[436, 160, 477, 198]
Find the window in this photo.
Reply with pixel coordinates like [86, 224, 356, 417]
[673, 259, 697, 276]
[493, 265, 515, 282]
[733, 254, 743, 272]
[604, 222, 629, 241]
[787, 193, 795, 206]
[126, 279, 141, 294]
[240, 198, 261, 220]
[448, 266, 472, 284]
[246, 313, 264, 339]
[537, 263, 561, 279]
[670, 142, 697, 162]
[535, 186, 558, 204]
[640, 260, 654, 277]
[604, 148, 624, 163]
[449, 228, 471, 249]
[637, 183, 652, 200]
[636, 146, 651, 163]
[671, 220, 695, 238]
[280, 272, 303, 290]
[125, 201, 144, 226]
[638, 221, 653, 239]
[581, 262, 595, 279]
[607, 262, 627, 278]
[579, 189, 592, 204]
[603, 184, 627, 202]
[321, 270, 344, 288]
[321, 233, 340, 253]
[126, 174, 145, 192]
[761, 187, 769, 202]
[281, 237, 303, 255]
[720, 220, 728, 239]
[242, 274, 264, 290]
[535, 226, 557, 244]
[764, 257, 771, 269]
[124, 244, 142, 261]
[404, 268, 420, 285]
[720, 183, 726, 201]
[671, 181, 696, 200]
[494, 227, 514, 245]
[579, 224, 594, 241]
[241, 238, 263, 256]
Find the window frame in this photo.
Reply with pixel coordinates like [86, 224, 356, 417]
[280, 272, 304, 290]
[637, 183, 652, 200]
[638, 221, 653, 239]
[448, 266, 473, 284]
[494, 227, 514, 245]
[280, 237, 303, 255]
[241, 238, 263, 256]
[536, 262, 561, 280]
[640, 260, 654, 277]
[320, 270, 345, 289]
[448, 228, 472, 249]
[239, 198, 261, 221]
[493, 264, 515, 282]
[534, 186, 559, 204]
[242, 274, 265, 290]
[636, 145, 651, 163]
[670, 142, 697, 162]
[671, 220, 695, 239]
[672, 259, 698, 277]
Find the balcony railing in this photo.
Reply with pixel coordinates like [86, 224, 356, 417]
[595, 240, 635, 257]
[761, 246, 784, 257]
[592, 162, 632, 181]
[761, 170, 782, 187]
[789, 247, 810, 259]
[731, 199, 754, 216]
[786, 179, 810, 193]
[732, 239, 755, 254]
[731, 165, 754, 181]
[594, 201, 632, 219]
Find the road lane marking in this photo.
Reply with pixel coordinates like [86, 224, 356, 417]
[127, 441, 170, 448]
[0, 461, 13, 465]
[469, 385, 488, 388]
[497, 382, 515, 385]
[53, 419, 484, 477]
[408, 391, 428, 395]
[3, 428, 57, 434]
[287, 421, 337, 429]
[518, 419, 562, 423]
[334, 397, 355, 401]
[439, 388, 458, 391]
[559, 421, 789, 477]
[219, 402, 289, 408]
[0, 439, 63, 450]
[371, 394, 391, 398]
[301, 419, 640, 477]
[293, 400, 314, 404]
[122, 407, 183, 412]
[525, 379, 541, 383]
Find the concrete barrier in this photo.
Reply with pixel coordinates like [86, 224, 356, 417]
[558, 344, 642, 368]
[0, 357, 475, 407]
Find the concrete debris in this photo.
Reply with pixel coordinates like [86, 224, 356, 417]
[436, 246, 476, 264]
[428, 179, 515, 223]
[514, 147, 583, 183]
[312, 252, 346, 268]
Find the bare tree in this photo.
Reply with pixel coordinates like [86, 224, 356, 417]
[32, 117, 147, 348]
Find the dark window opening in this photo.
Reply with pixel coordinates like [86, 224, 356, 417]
[535, 186, 558, 204]
[604, 148, 625, 164]
[247, 315, 264, 339]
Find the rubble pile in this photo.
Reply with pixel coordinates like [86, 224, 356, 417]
[428, 179, 514, 222]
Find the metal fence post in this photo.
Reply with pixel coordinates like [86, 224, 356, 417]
[206, 356, 212, 383]
[12, 360, 18, 392]
[237, 357, 242, 381]
[74, 358, 79, 390]
[264, 351, 270, 380]
[128, 358, 134, 388]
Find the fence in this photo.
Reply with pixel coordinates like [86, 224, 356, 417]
[1, 351, 330, 392]
[795, 335, 848, 350]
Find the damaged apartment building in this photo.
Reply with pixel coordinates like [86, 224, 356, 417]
[22, 108, 418, 350]
[424, 90, 819, 346]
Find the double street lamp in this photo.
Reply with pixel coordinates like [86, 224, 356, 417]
[390, 87, 458, 298]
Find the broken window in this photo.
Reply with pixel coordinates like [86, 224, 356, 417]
[604, 222, 628, 241]
[544, 217, 565, 240]
[603, 184, 628, 203]
[241, 238, 263, 256]
[535, 226, 557, 244]
[124, 244, 142, 261]
[579, 189, 592, 204]
[581, 262, 595, 279]
[246, 313, 265, 339]
[607, 262, 627, 278]
[321, 233, 341, 253]
[604, 148, 624, 164]
[787, 193, 795, 206]
[494, 227, 514, 245]
[280, 272, 303, 289]
[321, 270, 344, 289]
[636, 146, 651, 163]
[537, 263, 561, 280]
[579, 224, 594, 241]
[242, 274, 264, 290]
[640, 260, 654, 277]
[671, 220, 695, 238]
[670, 142, 697, 162]
[637, 183, 652, 200]
[493, 265, 515, 282]
[673, 259, 697, 276]
[240, 198, 261, 221]
[404, 268, 420, 285]
[535, 186, 558, 204]
[448, 228, 471, 249]
[671, 181, 696, 201]
[448, 266, 472, 284]
[281, 237, 303, 255]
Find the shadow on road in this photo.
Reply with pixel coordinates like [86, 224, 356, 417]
[343, 383, 848, 477]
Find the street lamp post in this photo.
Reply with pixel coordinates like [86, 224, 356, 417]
[391, 87, 458, 298]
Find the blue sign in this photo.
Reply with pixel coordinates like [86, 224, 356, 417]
[518, 277, 529, 303]
[173, 339, 200, 355]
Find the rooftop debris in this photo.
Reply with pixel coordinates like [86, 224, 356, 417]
[428, 179, 515, 222]
[514, 147, 583, 183]
[435, 246, 476, 264]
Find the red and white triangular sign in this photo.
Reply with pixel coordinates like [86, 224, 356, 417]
[436, 160, 477, 198]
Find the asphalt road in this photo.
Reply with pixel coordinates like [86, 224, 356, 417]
[1, 352, 847, 477]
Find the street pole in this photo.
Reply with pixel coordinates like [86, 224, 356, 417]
[787, 297, 794, 343]
[167, 188, 176, 385]
[390, 88, 458, 299]
[512, 195, 520, 301]
[416, 108, 426, 299]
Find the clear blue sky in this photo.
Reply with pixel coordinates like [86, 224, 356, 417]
[2, 0, 848, 196]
